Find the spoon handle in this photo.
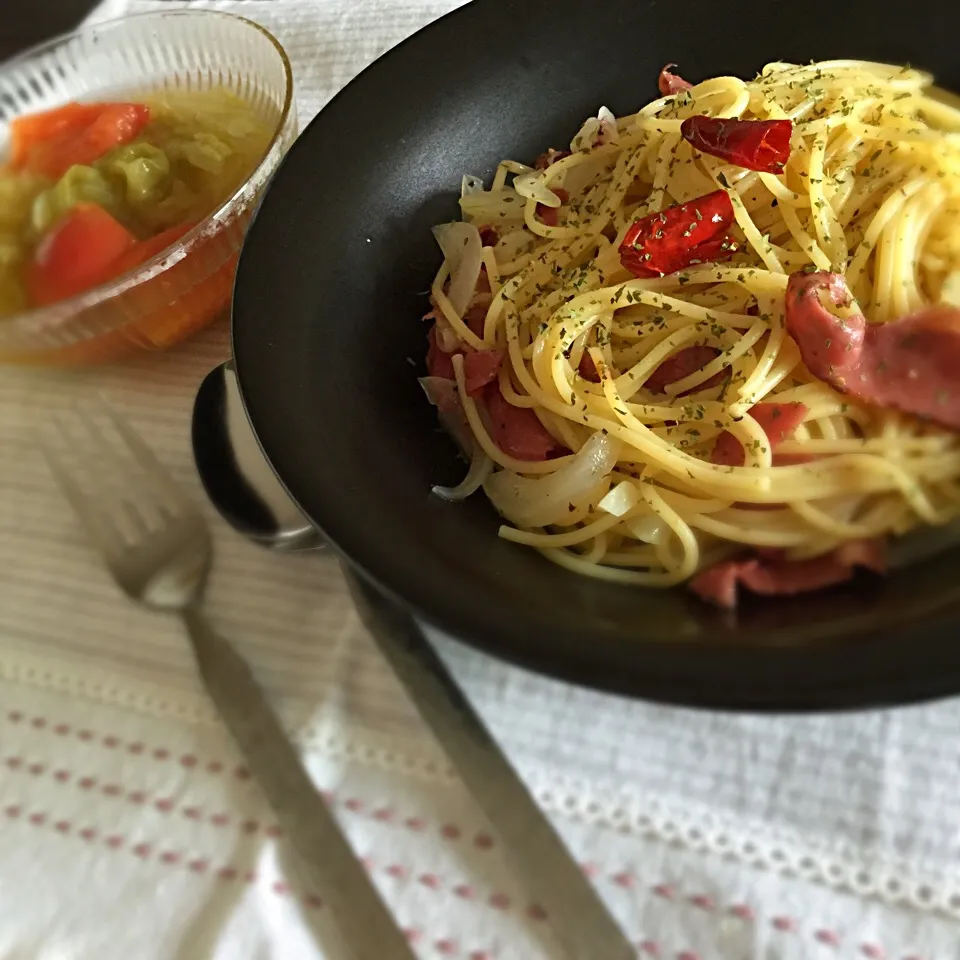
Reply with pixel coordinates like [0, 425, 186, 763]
[347, 574, 636, 960]
[181, 607, 417, 960]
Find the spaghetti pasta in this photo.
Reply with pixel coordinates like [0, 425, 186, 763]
[420, 59, 960, 606]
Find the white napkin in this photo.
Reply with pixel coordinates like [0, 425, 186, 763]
[2, 1, 960, 957]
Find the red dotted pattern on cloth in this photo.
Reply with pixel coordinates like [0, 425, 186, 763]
[2, 755, 282, 839]
[2, 710, 928, 959]
[0, 797, 935, 960]
[5, 712, 251, 780]
[5, 713, 501, 849]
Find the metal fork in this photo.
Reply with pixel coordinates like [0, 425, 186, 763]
[41, 403, 417, 960]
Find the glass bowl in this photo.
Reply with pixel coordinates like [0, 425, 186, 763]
[0, 10, 296, 366]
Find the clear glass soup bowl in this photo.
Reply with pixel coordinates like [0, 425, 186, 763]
[0, 10, 296, 365]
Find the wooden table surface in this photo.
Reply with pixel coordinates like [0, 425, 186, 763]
[1, 0, 98, 61]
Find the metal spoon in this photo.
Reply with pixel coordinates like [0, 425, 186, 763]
[192, 361, 323, 551]
[191, 360, 638, 960]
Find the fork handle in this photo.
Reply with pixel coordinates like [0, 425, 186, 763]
[180, 608, 416, 960]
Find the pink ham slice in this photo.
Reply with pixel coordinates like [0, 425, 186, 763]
[426, 323, 504, 396]
[484, 382, 564, 461]
[463, 349, 504, 394]
[785, 271, 960, 430]
[689, 539, 887, 609]
[645, 345, 725, 395]
[658, 65, 693, 96]
[581, 344, 724, 393]
[423, 350, 560, 462]
[711, 402, 808, 467]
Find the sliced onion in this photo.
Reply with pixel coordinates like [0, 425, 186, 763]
[419, 376, 473, 453]
[501, 160, 534, 176]
[461, 174, 485, 197]
[625, 512, 667, 544]
[597, 105, 620, 145]
[942, 270, 960, 307]
[513, 171, 562, 208]
[433, 446, 494, 501]
[571, 106, 620, 151]
[459, 188, 527, 227]
[598, 479, 640, 517]
[571, 116, 601, 152]
[494, 228, 536, 263]
[420, 376, 492, 500]
[433, 222, 483, 316]
[419, 375, 459, 411]
[484, 431, 620, 528]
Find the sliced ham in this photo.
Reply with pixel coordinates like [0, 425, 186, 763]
[463, 302, 488, 338]
[785, 271, 960, 431]
[424, 342, 558, 461]
[425, 323, 503, 395]
[658, 64, 693, 96]
[645, 345, 725, 395]
[711, 402, 808, 467]
[463, 349, 504, 394]
[484, 382, 563, 461]
[689, 538, 887, 609]
[426, 324, 456, 379]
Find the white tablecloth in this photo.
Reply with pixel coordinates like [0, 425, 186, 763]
[2, 1, 960, 957]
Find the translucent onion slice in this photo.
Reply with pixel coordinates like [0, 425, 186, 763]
[432, 222, 482, 316]
[571, 105, 620, 151]
[494, 227, 537, 263]
[513, 171, 562, 208]
[626, 514, 667, 544]
[419, 376, 472, 453]
[598, 479, 641, 517]
[433, 446, 494, 501]
[461, 174, 485, 197]
[941, 270, 960, 307]
[484, 431, 620, 528]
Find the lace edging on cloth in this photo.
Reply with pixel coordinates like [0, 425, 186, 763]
[3, 649, 958, 919]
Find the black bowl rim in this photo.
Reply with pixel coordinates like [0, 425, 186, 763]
[231, 0, 960, 712]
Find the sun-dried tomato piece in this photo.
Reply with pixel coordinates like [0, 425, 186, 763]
[681, 116, 792, 174]
[619, 189, 737, 278]
[658, 64, 692, 96]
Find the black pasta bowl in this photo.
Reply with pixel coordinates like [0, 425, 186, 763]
[231, 0, 960, 710]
